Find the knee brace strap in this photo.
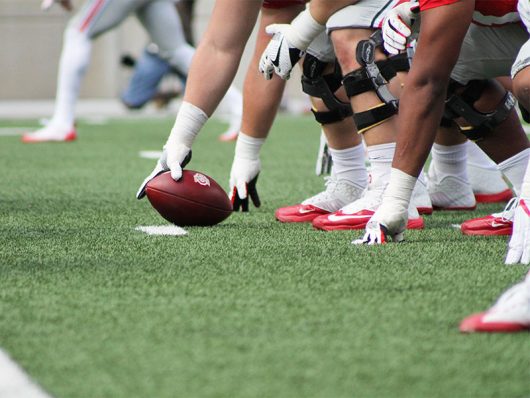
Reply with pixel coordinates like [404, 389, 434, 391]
[354, 103, 397, 134]
[302, 55, 353, 125]
[444, 80, 516, 140]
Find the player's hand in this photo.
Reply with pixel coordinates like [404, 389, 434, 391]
[506, 198, 530, 265]
[136, 146, 192, 200]
[381, 1, 419, 55]
[229, 157, 261, 212]
[259, 9, 324, 80]
[259, 24, 305, 80]
[41, 0, 72, 11]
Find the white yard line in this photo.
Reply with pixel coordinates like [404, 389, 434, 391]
[135, 225, 188, 236]
[0, 349, 53, 398]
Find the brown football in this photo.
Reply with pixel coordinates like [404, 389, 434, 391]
[146, 170, 232, 226]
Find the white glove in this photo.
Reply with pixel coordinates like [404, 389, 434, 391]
[381, 1, 419, 55]
[229, 157, 261, 212]
[506, 198, 530, 264]
[136, 145, 191, 199]
[259, 10, 324, 80]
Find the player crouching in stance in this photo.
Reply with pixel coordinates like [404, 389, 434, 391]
[260, 1, 431, 231]
[137, 0, 354, 198]
[356, 0, 530, 247]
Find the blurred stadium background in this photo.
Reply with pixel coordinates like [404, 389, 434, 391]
[0, 0, 305, 118]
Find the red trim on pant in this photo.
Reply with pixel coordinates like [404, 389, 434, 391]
[79, 0, 105, 32]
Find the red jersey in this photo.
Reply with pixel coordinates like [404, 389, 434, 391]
[419, 0, 519, 26]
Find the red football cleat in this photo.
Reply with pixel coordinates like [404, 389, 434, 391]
[460, 275, 530, 333]
[461, 214, 513, 236]
[312, 208, 424, 231]
[22, 127, 77, 143]
[459, 312, 529, 333]
[275, 177, 365, 223]
[275, 204, 330, 223]
[461, 199, 517, 236]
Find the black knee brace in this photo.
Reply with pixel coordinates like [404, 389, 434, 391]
[443, 79, 516, 141]
[301, 54, 353, 125]
[342, 31, 400, 134]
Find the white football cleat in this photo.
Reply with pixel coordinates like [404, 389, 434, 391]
[427, 163, 476, 211]
[275, 176, 365, 223]
[467, 162, 512, 203]
[411, 173, 433, 215]
[22, 124, 77, 143]
[460, 273, 530, 333]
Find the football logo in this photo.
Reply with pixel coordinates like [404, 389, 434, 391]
[193, 173, 210, 187]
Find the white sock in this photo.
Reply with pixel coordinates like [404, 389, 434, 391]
[235, 132, 265, 160]
[466, 141, 497, 170]
[499, 148, 530, 196]
[329, 144, 368, 188]
[366, 143, 395, 186]
[431, 142, 468, 181]
[166, 101, 208, 148]
[49, 27, 92, 129]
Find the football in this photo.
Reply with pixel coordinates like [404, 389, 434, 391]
[146, 170, 232, 226]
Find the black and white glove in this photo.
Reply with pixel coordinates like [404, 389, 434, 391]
[229, 157, 261, 212]
[259, 9, 324, 80]
[136, 146, 192, 199]
[381, 1, 420, 54]
[228, 133, 265, 211]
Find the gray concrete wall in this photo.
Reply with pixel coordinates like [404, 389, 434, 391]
[0, 0, 304, 104]
[0, 0, 214, 100]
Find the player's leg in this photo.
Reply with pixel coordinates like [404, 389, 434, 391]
[428, 126, 477, 211]
[442, 24, 530, 237]
[137, 0, 262, 196]
[121, 46, 173, 110]
[238, 2, 305, 141]
[312, 3, 428, 232]
[23, 0, 140, 143]
[230, 2, 307, 211]
[466, 140, 513, 203]
[275, 36, 367, 222]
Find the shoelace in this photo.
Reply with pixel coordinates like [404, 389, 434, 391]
[499, 197, 518, 222]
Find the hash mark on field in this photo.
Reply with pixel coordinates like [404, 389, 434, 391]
[139, 151, 163, 159]
[0, 349, 53, 398]
[135, 225, 188, 236]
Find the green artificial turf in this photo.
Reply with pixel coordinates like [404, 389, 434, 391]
[0, 116, 528, 398]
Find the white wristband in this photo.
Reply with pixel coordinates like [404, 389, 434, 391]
[288, 9, 325, 50]
[235, 132, 265, 161]
[166, 101, 208, 149]
[383, 167, 417, 213]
